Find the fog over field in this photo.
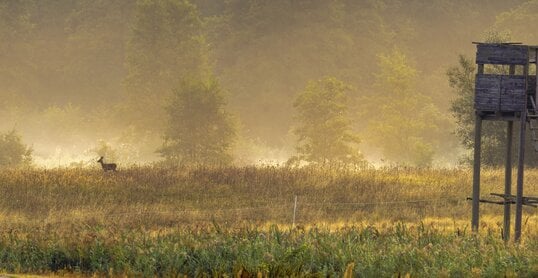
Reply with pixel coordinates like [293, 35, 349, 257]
[3, 2, 538, 276]
[1, 0, 537, 168]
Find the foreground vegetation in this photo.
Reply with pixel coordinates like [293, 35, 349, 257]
[0, 166, 537, 276]
[1, 224, 537, 277]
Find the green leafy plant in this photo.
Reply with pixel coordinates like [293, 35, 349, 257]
[290, 76, 364, 166]
[159, 77, 236, 166]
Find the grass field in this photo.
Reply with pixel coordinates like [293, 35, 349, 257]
[0, 166, 537, 276]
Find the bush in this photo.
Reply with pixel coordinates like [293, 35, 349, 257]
[0, 129, 32, 168]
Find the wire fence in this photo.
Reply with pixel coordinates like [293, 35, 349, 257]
[91, 196, 469, 228]
[7, 194, 537, 231]
[100, 196, 463, 214]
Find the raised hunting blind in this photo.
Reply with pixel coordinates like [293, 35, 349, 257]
[471, 42, 538, 242]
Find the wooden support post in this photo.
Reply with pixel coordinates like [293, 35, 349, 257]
[472, 63, 485, 232]
[535, 49, 538, 106]
[514, 62, 529, 242]
[472, 113, 482, 231]
[477, 64, 484, 74]
[504, 121, 513, 241]
[504, 64, 515, 242]
[515, 113, 526, 242]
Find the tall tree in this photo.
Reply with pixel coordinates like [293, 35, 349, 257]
[159, 77, 236, 165]
[289, 77, 364, 166]
[207, 0, 399, 147]
[364, 49, 453, 166]
[124, 0, 209, 132]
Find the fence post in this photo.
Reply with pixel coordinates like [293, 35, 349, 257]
[292, 195, 297, 227]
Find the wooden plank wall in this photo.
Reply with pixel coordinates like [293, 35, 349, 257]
[475, 74, 500, 111]
[475, 74, 530, 112]
[501, 75, 527, 111]
[476, 45, 528, 65]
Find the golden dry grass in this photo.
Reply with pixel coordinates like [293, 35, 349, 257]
[0, 165, 536, 235]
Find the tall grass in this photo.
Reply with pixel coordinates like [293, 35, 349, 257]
[0, 166, 537, 276]
[1, 165, 536, 230]
[0, 224, 536, 276]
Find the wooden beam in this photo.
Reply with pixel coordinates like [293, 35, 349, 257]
[476, 44, 529, 65]
[472, 42, 523, 45]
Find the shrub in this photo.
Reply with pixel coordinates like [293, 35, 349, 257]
[0, 129, 32, 168]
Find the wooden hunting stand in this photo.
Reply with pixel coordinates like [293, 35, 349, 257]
[472, 42, 538, 242]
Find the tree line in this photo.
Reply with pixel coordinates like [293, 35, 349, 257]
[0, 0, 536, 168]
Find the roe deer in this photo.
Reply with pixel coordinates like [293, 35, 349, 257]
[97, 156, 117, 172]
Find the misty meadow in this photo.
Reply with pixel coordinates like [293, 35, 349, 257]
[1, 0, 538, 276]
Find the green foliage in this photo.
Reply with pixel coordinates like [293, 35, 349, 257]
[448, 55, 475, 151]
[0, 0, 536, 165]
[208, 0, 406, 145]
[123, 0, 210, 134]
[290, 77, 364, 166]
[0, 225, 536, 276]
[0, 0, 529, 165]
[0, 129, 32, 168]
[125, 0, 208, 96]
[159, 77, 236, 165]
[364, 49, 452, 167]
